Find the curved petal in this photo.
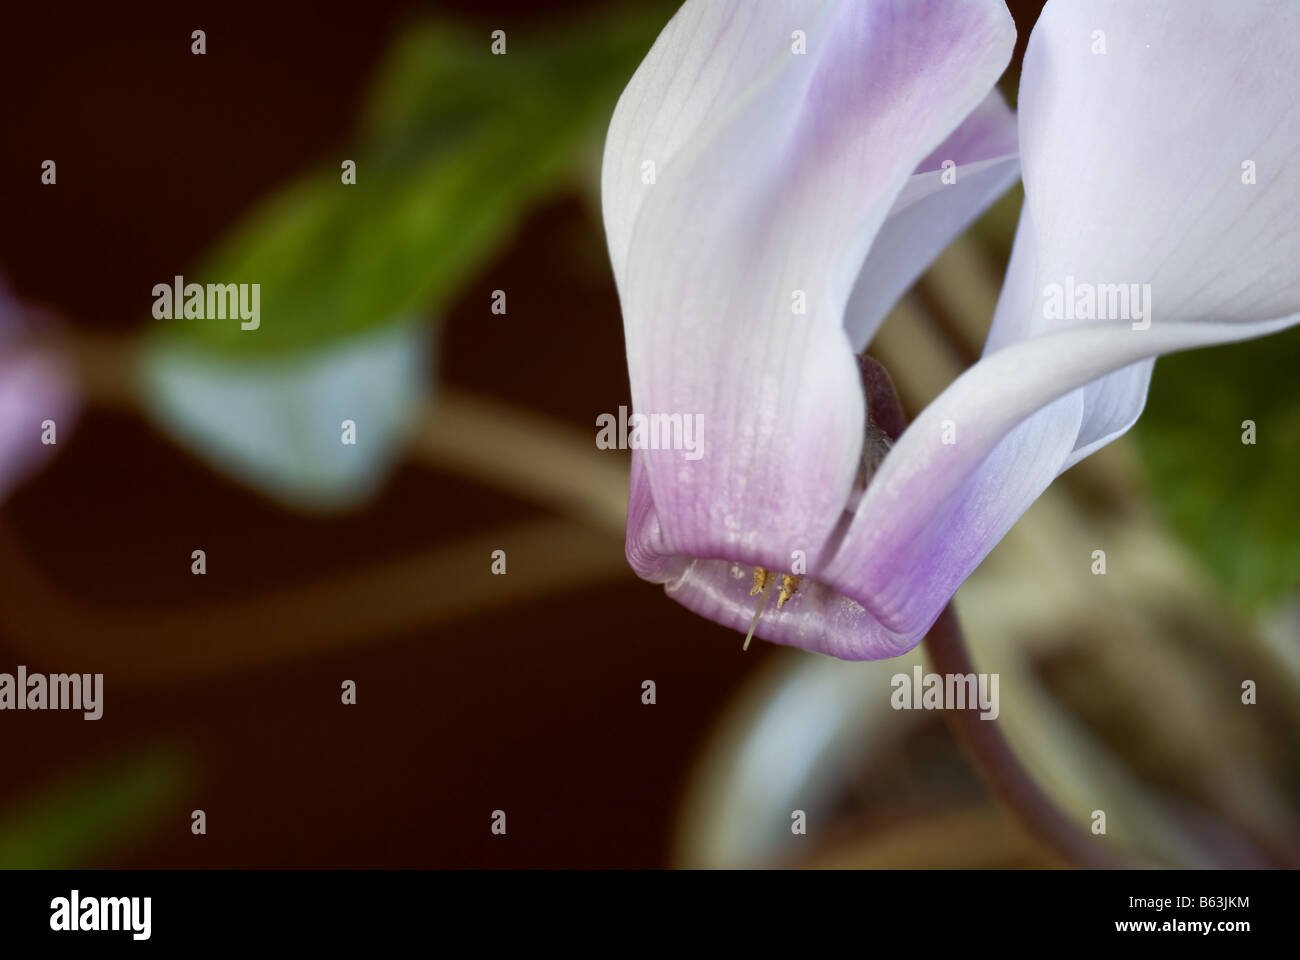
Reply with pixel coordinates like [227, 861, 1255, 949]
[822, 0, 1300, 657]
[1022, 0, 1300, 328]
[844, 90, 1020, 350]
[627, 359, 916, 658]
[985, 205, 1156, 472]
[607, 0, 1017, 593]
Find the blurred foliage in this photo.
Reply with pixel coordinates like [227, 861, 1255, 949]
[141, 322, 429, 510]
[0, 747, 189, 868]
[138, 5, 671, 508]
[152, 8, 670, 356]
[1137, 327, 1300, 610]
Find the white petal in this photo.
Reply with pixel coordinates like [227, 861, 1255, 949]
[606, 0, 1017, 583]
[821, 0, 1300, 652]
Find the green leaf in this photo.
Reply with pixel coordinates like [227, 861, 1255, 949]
[1136, 327, 1300, 609]
[0, 747, 189, 868]
[140, 322, 430, 510]
[159, 10, 667, 356]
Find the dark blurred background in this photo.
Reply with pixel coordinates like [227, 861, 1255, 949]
[1, 0, 730, 868]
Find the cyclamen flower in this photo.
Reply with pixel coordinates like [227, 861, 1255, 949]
[602, 0, 1300, 659]
[0, 283, 77, 502]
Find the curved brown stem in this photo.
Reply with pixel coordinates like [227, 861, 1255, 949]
[0, 517, 624, 685]
[925, 606, 1141, 869]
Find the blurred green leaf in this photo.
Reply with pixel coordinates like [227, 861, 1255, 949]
[139, 8, 669, 508]
[141, 322, 429, 510]
[158, 10, 668, 356]
[1137, 327, 1300, 609]
[0, 747, 189, 868]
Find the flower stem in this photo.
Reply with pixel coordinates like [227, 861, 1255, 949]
[924, 606, 1138, 869]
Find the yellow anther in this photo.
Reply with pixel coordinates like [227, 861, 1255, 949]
[742, 568, 804, 650]
[776, 574, 802, 610]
